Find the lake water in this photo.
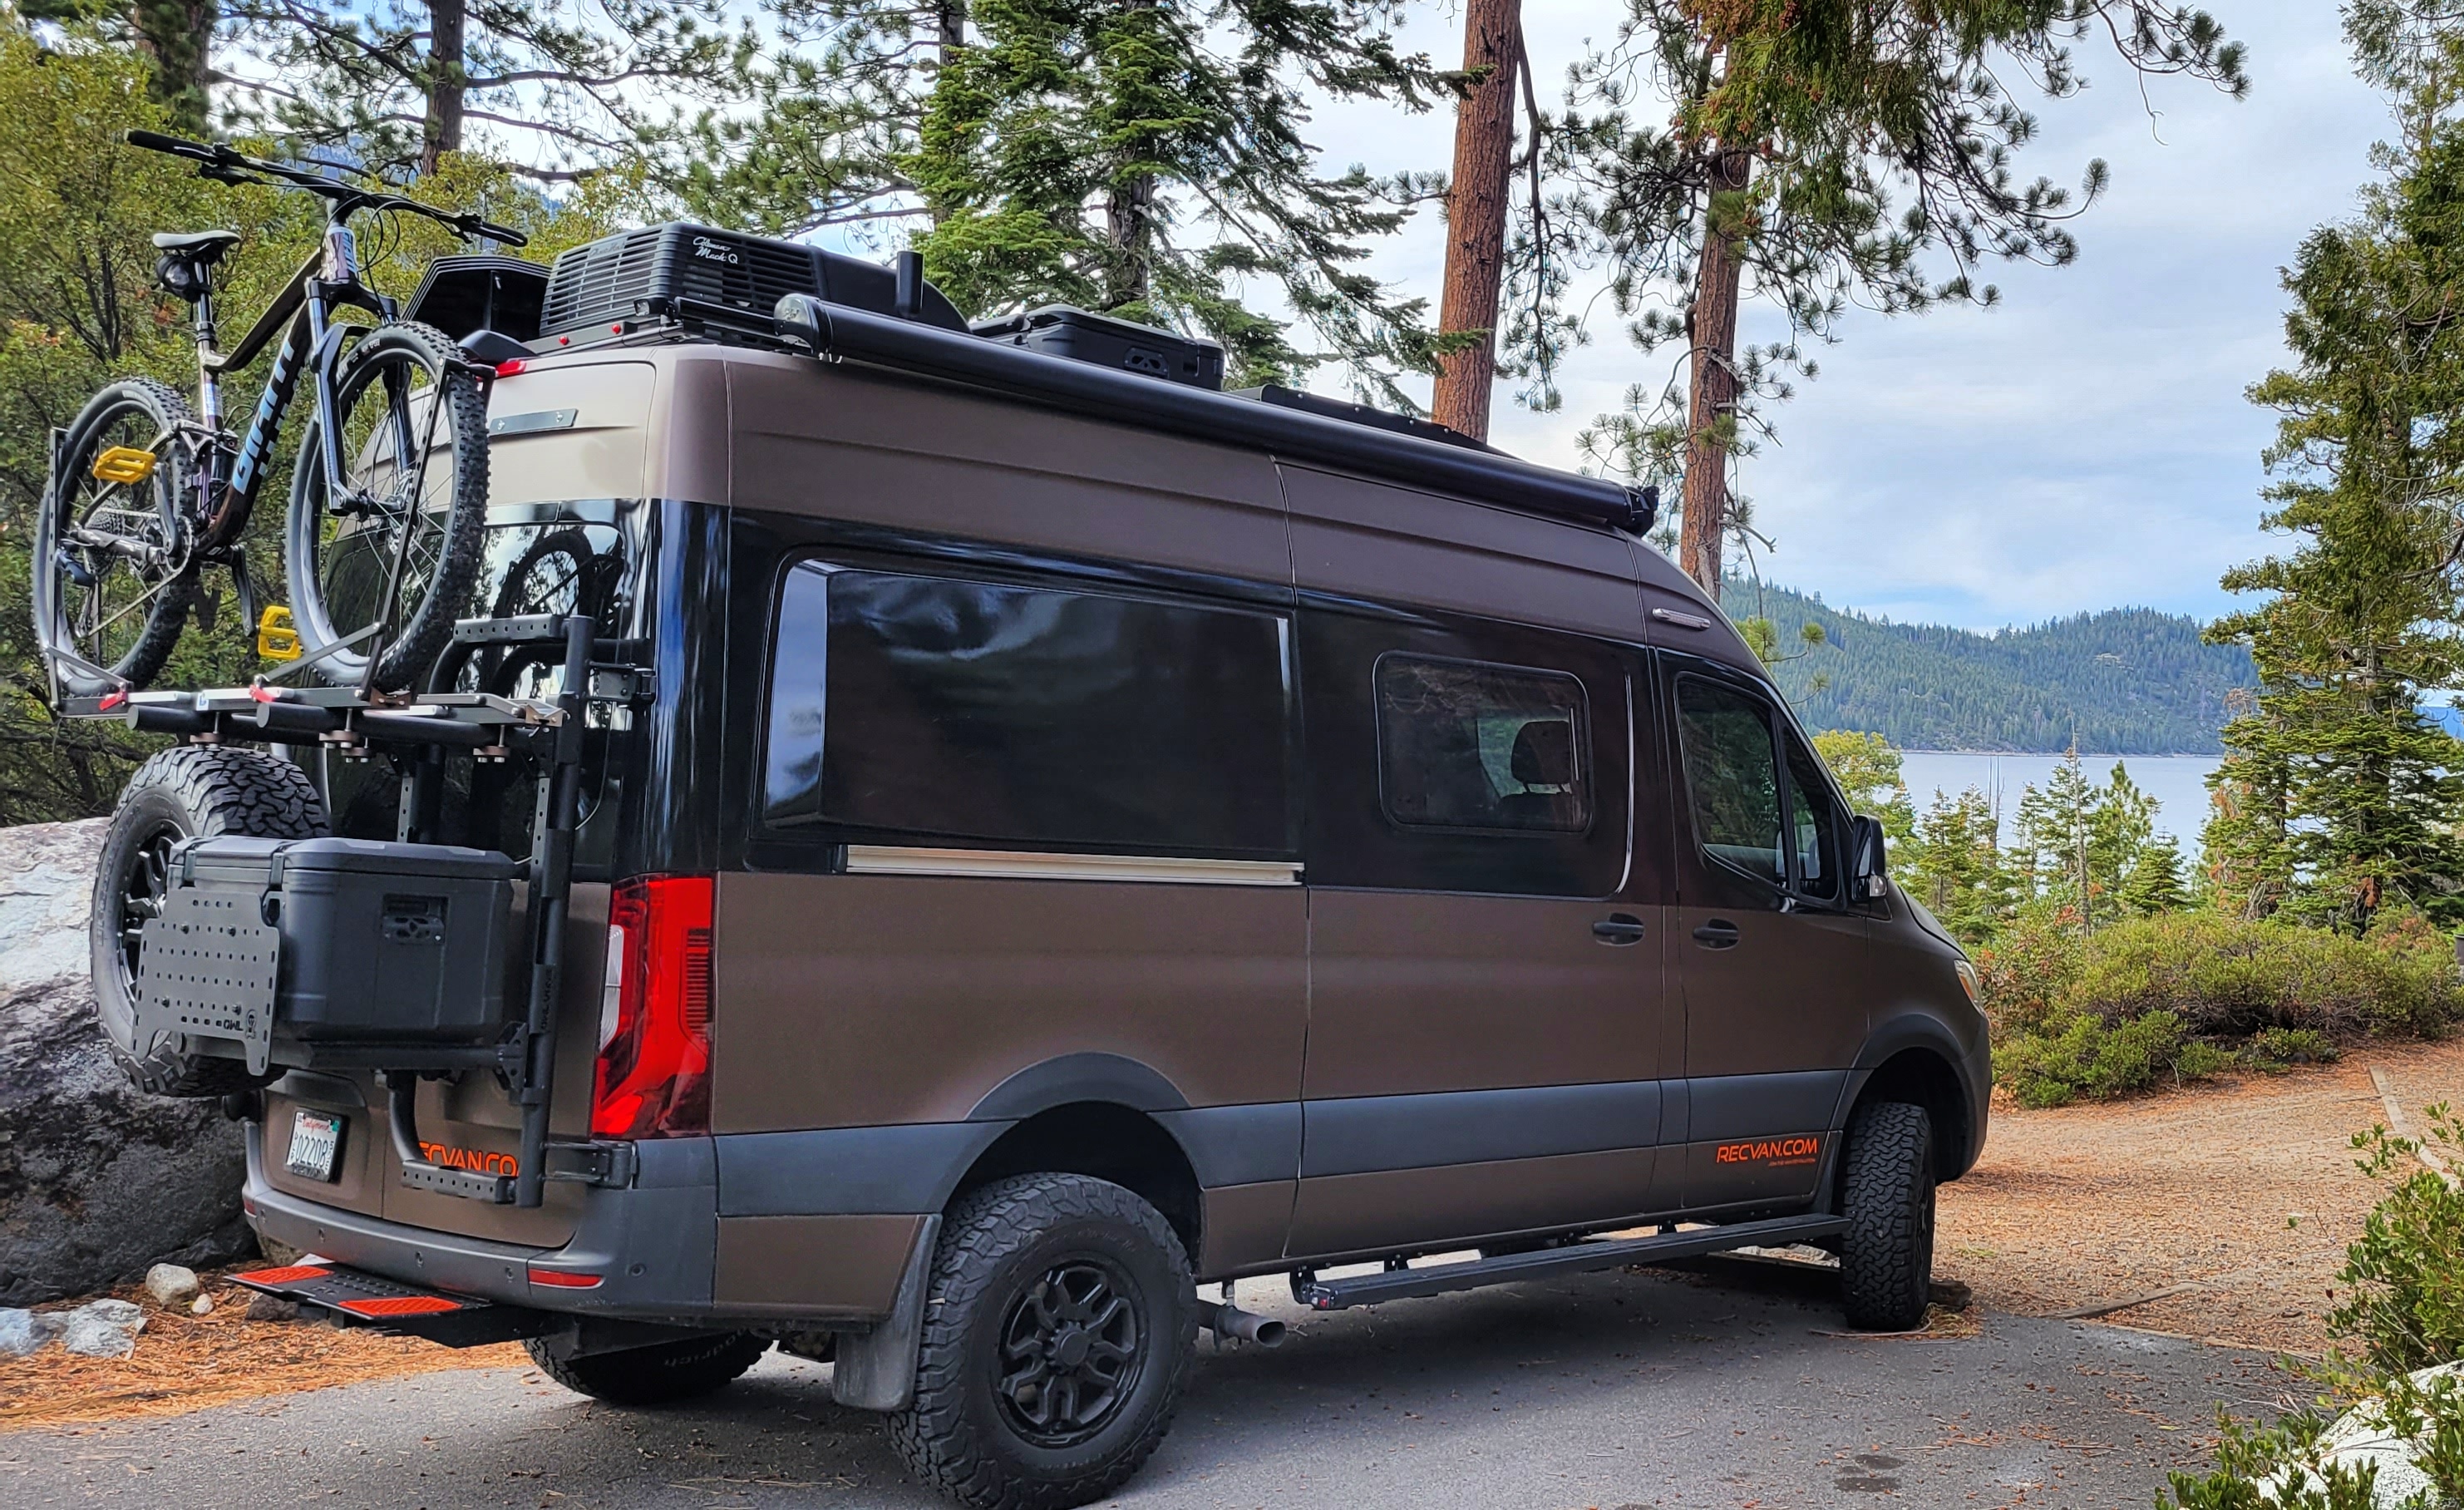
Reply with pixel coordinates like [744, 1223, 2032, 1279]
[1895, 751, 2223, 851]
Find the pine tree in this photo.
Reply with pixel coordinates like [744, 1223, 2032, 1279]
[1427, 0, 1524, 439]
[1810, 728, 1909, 842]
[22, 0, 219, 134]
[219, 0, 758, 180]
[2205, 5, 2464, 931]
[2014, 751, 2161, 928]
[897, 0, 1455, 396]
[1512, 3, 2245, 600]
[1903, 785, 2016, 947]
[2201, 718, 2294, 919]
[2121, 837, 2189, 915]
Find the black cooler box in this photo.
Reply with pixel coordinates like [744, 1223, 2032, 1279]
[132, 836, 522, 1075]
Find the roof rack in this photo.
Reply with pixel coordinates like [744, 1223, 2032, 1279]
[773, 294, 1658, 535]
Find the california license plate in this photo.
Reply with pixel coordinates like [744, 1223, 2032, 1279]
[286, 1109, 344, 1182]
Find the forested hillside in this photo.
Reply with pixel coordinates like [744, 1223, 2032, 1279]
[1738, 582, 2255, 753]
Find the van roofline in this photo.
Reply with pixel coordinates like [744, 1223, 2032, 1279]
[771, 294, 1657, 537]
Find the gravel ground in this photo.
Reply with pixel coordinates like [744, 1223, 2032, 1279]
[0, 1265, 2296, 1509]
[1935, 1035, 2464, 1355]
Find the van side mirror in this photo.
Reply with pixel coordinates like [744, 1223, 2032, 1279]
[1848, 814, 1887, 900]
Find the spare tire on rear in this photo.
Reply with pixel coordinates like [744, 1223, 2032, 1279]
[90, 747, 329, 1098]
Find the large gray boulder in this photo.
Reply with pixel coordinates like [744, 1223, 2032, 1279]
[0, 818, 253, 1305]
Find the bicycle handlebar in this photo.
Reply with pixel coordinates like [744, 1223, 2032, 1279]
[124, 131, 530, 248]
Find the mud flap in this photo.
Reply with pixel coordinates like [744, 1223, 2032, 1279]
[230, 1259, 554, 1348]
[830, 1214, 940, 1411]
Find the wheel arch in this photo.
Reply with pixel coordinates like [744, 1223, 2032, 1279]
[950, 1100, 1206, 1263]
[1844, 1017, 1981, 1182]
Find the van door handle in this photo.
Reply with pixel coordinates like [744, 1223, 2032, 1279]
[1692, 920, 1742, 950]
[1591, 914, 1648, 946]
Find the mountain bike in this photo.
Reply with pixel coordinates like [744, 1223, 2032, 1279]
[33, 131, 530, 698]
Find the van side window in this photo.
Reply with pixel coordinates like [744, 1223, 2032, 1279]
[1783, 732, 1843, 903]
[1375, 655, 1589, 833]
[1298, 608, 1631, 898]
[1675, 677, 1786, 887]
[763, 564, 1295, 855]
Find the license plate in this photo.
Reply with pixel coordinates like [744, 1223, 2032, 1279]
[286, 1110, 344, 1182]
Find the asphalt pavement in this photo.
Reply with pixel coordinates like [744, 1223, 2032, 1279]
[0, 1262, 2293, 1509]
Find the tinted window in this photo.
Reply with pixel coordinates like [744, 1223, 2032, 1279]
[1676, 678, 1784, 887]
[1376, 655, 1589, 833]
[1297, 608, 1632, 898]
[1784, 733, 1843, 902]
[763, 565, 1294, 855]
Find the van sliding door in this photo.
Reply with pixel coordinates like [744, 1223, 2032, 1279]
[1280, 461, 1673, 1260]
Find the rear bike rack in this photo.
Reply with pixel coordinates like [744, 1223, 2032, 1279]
[67, 612, 637, 1210]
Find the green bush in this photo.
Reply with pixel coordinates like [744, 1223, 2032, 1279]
[2332, 1106, 2464, 1375]
[2065, 911, 2464, 1039]
[2246, 1028, 2342, 1072]
[1994, 1009, 2190, 1108]
[2163, 1109, 2464, 1508]
[1979, 910, 2462, 1106]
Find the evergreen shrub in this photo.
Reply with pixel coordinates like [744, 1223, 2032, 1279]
[1981, 911, 2462, 1108]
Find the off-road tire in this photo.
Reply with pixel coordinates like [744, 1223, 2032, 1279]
[1838, 1099, 1936, 1332]
[91, 746, 328, 1098]
[887, 1173, 1197, 1510]
[284, 320, 490, 692]
[34, 377, 200, 695]
[522, 1332, 769, 1405]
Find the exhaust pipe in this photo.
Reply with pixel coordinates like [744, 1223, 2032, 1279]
[1205, 1301, 1286, 1347]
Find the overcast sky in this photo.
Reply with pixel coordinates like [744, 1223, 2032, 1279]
[1302, 4, 2392, 632]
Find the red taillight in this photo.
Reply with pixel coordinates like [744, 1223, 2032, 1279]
[591, 876, 713, 1137]
[528, 1268, 604, 1290]
[494, 358, 526, 378]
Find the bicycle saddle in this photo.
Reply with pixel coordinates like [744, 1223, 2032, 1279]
[151, 229, 241, 260]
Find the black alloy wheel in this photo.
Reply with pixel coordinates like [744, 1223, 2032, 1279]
[887, 1172, 1195, 1510]
[995, 1258, 1145, 1448]
[112, 820, 183, 991]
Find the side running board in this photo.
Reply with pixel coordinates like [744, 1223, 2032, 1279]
[1290, 1213, 1848, 1311]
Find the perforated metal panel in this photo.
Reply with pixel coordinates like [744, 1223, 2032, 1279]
[134, 886, 279, 1073]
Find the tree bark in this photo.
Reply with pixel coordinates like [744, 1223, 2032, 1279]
[1105, 170, 1157, 308]
[421, 0, 468, 175]
[1429, 0, 1522, 441]
[1679, 147, 1752, 604]
[934, 0, 967, 67]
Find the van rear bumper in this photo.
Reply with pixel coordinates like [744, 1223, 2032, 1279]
[243, 1124, 725, 1323]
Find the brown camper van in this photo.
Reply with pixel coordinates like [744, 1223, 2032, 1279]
[84, 226, 1988, 1510]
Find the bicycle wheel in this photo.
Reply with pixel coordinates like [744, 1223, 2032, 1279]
[284, 320, 489, 691]
[32, 378, 200, 696]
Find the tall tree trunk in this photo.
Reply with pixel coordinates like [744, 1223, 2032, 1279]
[1679, 147, 1752, 604]
[1105, 170, 1157, 307]
[131, 0, 218, 136]
[421, 0, 468, 175]
[1430, 0, 1522, 441]
[934, 0, 966, 67]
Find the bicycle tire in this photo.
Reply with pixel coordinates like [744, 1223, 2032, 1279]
[32, 378, 200, 695]
[283, 320, 489, 691]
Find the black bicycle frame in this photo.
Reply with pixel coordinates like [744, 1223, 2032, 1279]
[188, 215, 392, 548]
